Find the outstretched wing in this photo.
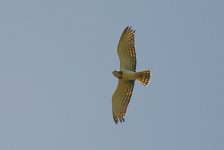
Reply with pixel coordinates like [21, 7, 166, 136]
[117, 26, 136, 71]
[112, 80, 135, 123]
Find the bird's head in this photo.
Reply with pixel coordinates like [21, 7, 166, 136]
[112, 70, 123, 79]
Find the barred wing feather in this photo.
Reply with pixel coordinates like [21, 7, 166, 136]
[112, 80, 134, 123]
[117, 26, 136, 71]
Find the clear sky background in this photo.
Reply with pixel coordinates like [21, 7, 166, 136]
[0, 0, 224, 150]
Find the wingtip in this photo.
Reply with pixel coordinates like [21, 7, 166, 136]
[113, 113, 126, 124]
[124, 26, 130, 32]
[120, 26, 135, 39]
[124, 26, 135, 31]
[113, 113, 118, 124]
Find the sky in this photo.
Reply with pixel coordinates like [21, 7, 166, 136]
[0, 0, 224, 150]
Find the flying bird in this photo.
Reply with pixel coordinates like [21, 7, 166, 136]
[112, 26, 151, 123]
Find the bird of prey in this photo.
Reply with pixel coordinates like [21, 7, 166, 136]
[112, 26, 151, 124]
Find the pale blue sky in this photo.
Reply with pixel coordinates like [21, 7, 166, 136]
[0, 0, 224, 150]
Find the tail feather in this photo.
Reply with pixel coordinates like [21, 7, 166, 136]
[137, 70, 151, 86]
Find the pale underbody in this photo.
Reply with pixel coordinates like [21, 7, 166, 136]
[112, 70, 140, 81]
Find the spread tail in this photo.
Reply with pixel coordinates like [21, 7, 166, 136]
[137, 70, 151, 86]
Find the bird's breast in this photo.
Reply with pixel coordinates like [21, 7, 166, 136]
[122, 70, 138, 80]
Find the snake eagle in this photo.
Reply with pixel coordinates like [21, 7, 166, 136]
[112, 26, 151, 123]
